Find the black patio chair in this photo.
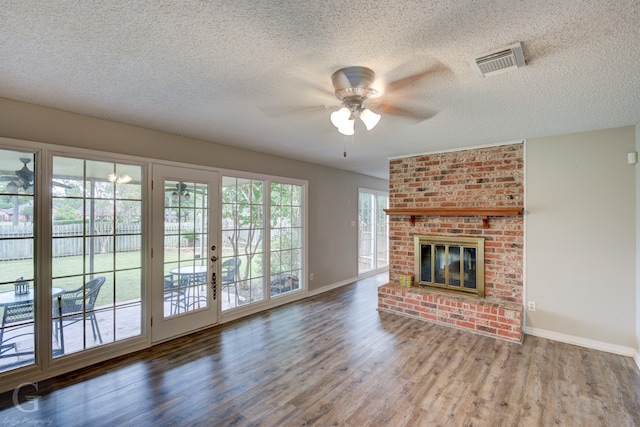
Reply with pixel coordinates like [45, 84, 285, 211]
[164, 274, 189, 315]
[221, 258, 241, 304]
[0, 300, 34, 359]
[54, 276, 106, 344]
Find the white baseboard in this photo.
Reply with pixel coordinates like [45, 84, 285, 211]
[307, 276, 359, 297]
[524, 326, 637, 359]
[220, 276, 362, 324]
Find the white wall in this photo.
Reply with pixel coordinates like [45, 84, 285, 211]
[525, 127, 636, 351]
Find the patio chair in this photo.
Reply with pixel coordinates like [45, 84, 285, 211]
[221, 258, 241, 304]
[54, 276, 106, 344]
[270, 274, 300, 296]
[164, 274, 189, 315]
[0, 300, 34, 359]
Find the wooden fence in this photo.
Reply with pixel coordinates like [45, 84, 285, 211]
[0, 223, 178, 261]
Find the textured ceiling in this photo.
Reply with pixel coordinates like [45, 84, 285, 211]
[1, 1, 640, 179]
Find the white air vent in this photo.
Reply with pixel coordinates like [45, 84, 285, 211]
[470, 43, 525, 77]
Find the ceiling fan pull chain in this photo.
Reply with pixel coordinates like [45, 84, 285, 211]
[343, 133, 355, 158]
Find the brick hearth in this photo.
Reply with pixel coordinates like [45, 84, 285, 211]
[380, 143, 524, 343]
[378, 284, 523, 342]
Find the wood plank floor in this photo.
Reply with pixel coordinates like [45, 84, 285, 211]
[1, 273, 639, 426]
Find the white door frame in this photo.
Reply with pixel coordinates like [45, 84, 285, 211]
[151, 164, 220, 342]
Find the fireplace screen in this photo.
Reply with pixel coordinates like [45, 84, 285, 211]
[414, 235, 484, 296]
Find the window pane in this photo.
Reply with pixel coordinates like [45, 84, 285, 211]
[52, 157, 143, 357]
[0, 150, 36, 373]
[449, 246, 461, 287]
[221, 177, 266, 310]
[269, 182, 303, 299]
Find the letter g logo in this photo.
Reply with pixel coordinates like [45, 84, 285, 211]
[12, 382, 40, 413]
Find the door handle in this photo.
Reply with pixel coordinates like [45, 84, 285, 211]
[211, 272, 217, 301]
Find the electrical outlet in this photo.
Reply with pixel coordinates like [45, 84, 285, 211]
[527, 301, 536, 311]
[310, 273, 314, 280]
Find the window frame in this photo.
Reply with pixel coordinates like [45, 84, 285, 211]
[220, 171, 308, 318]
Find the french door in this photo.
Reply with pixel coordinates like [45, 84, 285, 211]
[151, 165, 219, 342]
[358, 189, 389, 274]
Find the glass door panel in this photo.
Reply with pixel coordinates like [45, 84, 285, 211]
[163, 179, 208, 317]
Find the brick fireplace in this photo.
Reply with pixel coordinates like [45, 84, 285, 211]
[378, 143, 524, 343]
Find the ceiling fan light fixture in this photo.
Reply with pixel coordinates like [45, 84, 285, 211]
[337, 118, 355, 136]
[118, 174, 132, 184]
[330, 107, 351, 128]
[6, 180, 19, 194]
[360, 108, 381, 130]
[108, 173, 133, 184]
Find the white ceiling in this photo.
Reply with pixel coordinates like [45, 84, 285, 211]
[1, 1, 639, 179]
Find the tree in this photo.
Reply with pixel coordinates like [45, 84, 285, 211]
[222, 179, 264, 284]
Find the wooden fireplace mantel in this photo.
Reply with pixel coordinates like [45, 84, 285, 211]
[384, 207, 523, 228]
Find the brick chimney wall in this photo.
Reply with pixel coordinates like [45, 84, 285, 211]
[378, 143, 525, 342]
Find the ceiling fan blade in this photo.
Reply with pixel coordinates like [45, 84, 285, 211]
[260, 104, 330, 118]
[384, 62, 452, 94]
[53, 181, 72, 189]
[369, 99, 437, 122]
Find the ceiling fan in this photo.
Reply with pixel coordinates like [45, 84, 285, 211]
[328, 66, 439, 136]
[1, 158, 37, 194]
[264, 64, 439, 140]
[1, 158, 70, 194]
[165, 181, 207, 203]
[329, 66, 381, 135]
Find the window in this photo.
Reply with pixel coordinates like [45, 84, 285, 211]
[1, 151, 145, 374]
[51, 157, 143, 355]
[269, 182, 302, 297]
[358, 189, 388, 273]
[0, 150, 37, 372]
[221, 177, 265, 309]
[221, 176, 305, 311]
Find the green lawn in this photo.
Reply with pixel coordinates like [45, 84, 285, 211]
[1, 247, 294, 307]
[1, 254, 143, 306]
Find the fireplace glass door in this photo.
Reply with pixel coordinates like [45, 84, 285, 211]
[415, 236, 484, 296]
